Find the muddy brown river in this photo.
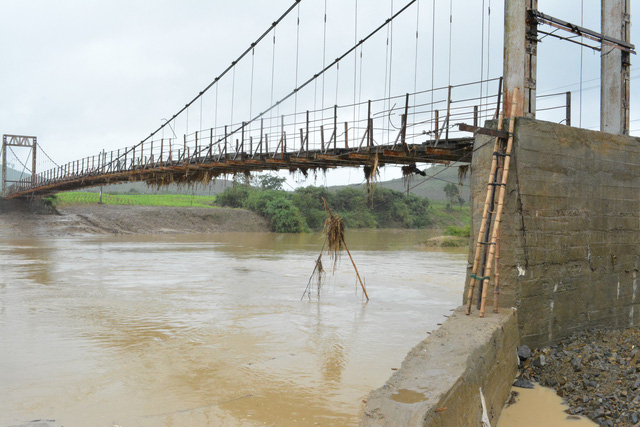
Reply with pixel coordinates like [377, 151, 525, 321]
[0, 230, 466, 426]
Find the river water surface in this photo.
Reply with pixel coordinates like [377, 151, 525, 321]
[0, 230, 465, 426]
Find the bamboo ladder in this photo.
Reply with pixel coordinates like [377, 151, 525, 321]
[465, 87, 521, 317]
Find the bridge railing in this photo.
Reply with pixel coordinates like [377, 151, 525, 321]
[12, 77, 572, 196]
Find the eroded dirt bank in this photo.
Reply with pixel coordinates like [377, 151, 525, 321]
[0, 200, 269, 238]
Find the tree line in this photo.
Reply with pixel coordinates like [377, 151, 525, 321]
[215, 176, 432, 233]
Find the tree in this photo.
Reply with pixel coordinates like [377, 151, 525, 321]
[443, 183, 460, 211]
[259, 175, 286, 191]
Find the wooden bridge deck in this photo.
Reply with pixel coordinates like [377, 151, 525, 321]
[5, 138, 473, 199]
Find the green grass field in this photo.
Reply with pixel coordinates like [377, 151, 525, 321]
[48, 192, 217, 208]
[428, 201, 471, 229]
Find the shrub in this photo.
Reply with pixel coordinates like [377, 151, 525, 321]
[444, 224, 471, 237]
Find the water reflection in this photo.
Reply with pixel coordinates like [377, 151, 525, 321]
[0, 231, 465, 426]
[0, 239, 57, 286]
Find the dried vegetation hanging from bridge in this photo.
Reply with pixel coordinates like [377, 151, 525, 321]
[302, 198, 369, 301]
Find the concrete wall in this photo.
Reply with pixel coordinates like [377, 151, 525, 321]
[361, 308, 518, 427]
[466, 118, 640, 348]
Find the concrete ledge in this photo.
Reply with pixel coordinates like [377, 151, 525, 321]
[361, 307, 518, 427]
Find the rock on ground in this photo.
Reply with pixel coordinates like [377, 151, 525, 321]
[515, 328, 640, 427]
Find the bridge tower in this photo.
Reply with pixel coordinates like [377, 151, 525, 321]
[601, 0, 631, 135]
[2, 134, 37, 196]
[503, 0, 632, 135]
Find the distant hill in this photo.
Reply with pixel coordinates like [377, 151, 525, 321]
[328, 164, 471, 202]
[0, 164, 31, 186]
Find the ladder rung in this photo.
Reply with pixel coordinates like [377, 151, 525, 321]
[493, 151, 512, 158]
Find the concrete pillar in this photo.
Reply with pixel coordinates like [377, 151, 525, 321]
[601, 0, 631, 135]
[503, 0, 537, 118]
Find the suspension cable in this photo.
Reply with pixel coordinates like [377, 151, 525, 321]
[579, 0, 584, 127]
[448, 0, 453, 86]
[230, 66, 236, 127]
[321, 0, 328, 119]
[270, 27, 277, 127]
[387, 0, 395, 145]
[486, 0, 491, 113]
[138, 0, 302, 146]
[214, 84, 219, 140]
[357, 45, 364, 123]
[413, 0, 420, 94]
[250, 48, 255, 125]
[294, 3, 301, 145]
[480, 0, 485, 113]
[431, 0, 436, 131]
[196, 0, 420, 148]
[353, 0, 359, 122]
[335, 62, 340, 106]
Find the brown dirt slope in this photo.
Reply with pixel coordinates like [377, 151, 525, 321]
[0, 201, 269, 238]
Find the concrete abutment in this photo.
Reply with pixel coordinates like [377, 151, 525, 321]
[362, 118, 639, 425]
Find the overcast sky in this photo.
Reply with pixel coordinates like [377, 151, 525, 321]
[1, 0, 637, 187]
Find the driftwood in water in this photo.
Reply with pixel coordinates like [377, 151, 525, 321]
[302, 198, 369, 301]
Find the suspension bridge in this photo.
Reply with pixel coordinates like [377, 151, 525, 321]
[0, 0, 625, 199]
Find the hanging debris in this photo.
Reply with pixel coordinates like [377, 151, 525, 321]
[458, 164, 470, 188]
[302, 198, 369, 301]
[363, 155, 380, 199]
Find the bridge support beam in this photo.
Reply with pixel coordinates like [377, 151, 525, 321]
[503, 0, 537, 117]
[601, 0, 631, 135]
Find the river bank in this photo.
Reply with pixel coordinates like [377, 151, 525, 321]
[0, 198, 467, 243]
[0, 200, 270, 237]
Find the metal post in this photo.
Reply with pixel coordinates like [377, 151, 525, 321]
[260, 119, 264, 156]
[333, 105, 338, 151]
[344, 122, 349, 148]
[195, 131, 199, 160]
[504, 0, 537, 117]
[281, 116, 286, 156]
[31, 139, 37, 186]
[224, 125, 228, 158]
[446, 86, 452, 141]
[209, 129, 213, 160]
[367, 100, 372, 149]
[241, 122, 245, 159]
[306, 111, 310, 153]
[2, 136, 7, 195]
[601, 0, 630, 135]
[566, 91, 572, 126]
